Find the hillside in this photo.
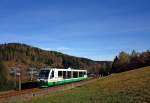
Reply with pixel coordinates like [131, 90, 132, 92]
[0, 43, 111, 81]
[14, 66, 150, 103]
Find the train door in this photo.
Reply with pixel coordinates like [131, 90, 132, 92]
[49, 69, 54, 79]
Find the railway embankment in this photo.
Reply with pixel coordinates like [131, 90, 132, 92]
[0, 78, 96, 103]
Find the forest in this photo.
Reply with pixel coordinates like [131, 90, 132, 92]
[112, 50, 150, 73]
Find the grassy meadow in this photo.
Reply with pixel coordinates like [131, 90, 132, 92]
[13, 66, 150, 103]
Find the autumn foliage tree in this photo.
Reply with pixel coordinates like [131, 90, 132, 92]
[112, 50, 150, 73]
[112, 52, 130, 73]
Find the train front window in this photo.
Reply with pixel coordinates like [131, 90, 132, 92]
[39, 70, 50, 79]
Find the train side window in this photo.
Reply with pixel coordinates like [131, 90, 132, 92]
[50, 70, 54, 79]
[58, 71, 62, 77]
[67, 71, 71, 79]
[73, 71, 78, 78]
[79, 72, 83, 77]
[63, 71, 66, 79]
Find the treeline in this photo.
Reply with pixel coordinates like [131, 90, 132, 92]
[87, 50, 150, 77]
[0, 43, 101, 69]
[112, 50, 150, 73]
[88, 61, 112, 77]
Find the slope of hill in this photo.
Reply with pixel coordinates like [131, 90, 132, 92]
[0, 43, 111, 81]
[13, 66, 150, 103]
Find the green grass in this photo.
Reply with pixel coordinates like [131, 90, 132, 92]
[13, 66, 150, 103]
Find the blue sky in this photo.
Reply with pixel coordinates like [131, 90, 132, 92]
[0, 0, 150, 61]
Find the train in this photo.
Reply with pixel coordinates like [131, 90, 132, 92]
[37, 67, 87, 87]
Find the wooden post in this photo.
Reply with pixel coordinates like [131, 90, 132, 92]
[11, 67, 21, 91]
[17, 73, 21, 91]
[14, 69, 17, 90]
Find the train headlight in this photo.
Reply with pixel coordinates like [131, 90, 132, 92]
[39, 79, 48, 85]
[37, 79, 40, 82]
[44, 79, 47, 82]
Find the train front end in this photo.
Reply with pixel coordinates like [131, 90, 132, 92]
[37, 69, 50, 88]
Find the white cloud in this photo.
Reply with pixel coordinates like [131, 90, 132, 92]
[41, 47, 72, 52]
[56, 47, 71, 51]
[41, 48, 52, 51]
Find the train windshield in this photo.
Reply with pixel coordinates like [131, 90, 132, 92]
[38, 70, 50, 79]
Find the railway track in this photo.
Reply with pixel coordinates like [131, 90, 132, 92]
[0, 88, 41, 99]
[0, 77, 97, 103]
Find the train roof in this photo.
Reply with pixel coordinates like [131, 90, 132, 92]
[40, 67, 87, 72]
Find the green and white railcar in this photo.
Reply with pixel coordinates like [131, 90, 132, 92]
[37, 68, 87, 87]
